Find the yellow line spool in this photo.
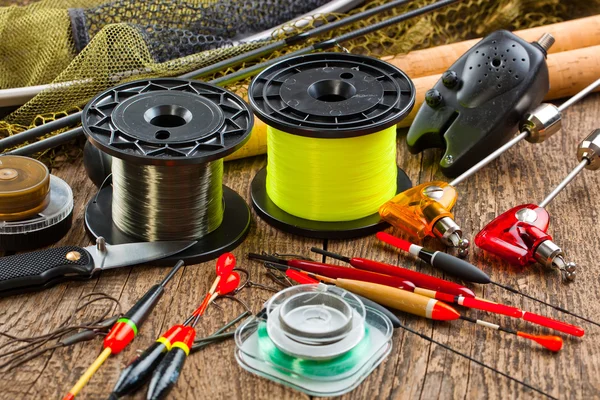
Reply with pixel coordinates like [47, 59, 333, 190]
[249, 53, 415, 238]
[266, 126, 398, 222]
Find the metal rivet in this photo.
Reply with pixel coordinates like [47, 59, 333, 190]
[66, 251, 82, 261]
[515, 208, 538, 223]
[422, 185, 444, 200]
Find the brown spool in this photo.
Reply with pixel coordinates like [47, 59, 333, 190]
[0, 156, 50, 221]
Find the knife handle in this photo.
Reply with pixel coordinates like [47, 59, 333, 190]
[0, 246, 95, 297]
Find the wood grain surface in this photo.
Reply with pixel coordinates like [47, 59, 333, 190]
[0, 94, 599, 400]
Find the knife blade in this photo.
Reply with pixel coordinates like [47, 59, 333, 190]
[0, 237, 196, 297]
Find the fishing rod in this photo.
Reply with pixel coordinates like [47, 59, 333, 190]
[2, 0, 459, 156]
[211, 0, 460, 86]
[0, 0, 411, 150]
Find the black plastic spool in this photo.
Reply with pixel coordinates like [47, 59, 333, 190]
[0, 213, 72, 252]
[82, 78, 253, 264]
[249, 53, 415, 239]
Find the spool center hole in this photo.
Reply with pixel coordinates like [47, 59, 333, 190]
[0, 168, 18, 180]
[144, 104, 192, 128]
[302, 308, 332, 324]
[491, 58, 502, 67]
[308, 79, 357, 102]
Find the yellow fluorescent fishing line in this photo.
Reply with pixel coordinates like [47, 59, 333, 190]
[265, 125, 398, 222]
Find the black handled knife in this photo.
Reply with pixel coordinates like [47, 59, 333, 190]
[0, 237, 196, 297]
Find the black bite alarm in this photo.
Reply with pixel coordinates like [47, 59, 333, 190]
[406, 30, 554, 177]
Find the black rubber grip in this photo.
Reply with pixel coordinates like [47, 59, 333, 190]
[0, 246, 94, 296]
[431, 252, 491, 283]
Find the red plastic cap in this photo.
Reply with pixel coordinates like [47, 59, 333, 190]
[517, 332, 563, 352]
[174, 327, 197, 348]
[286, 269, 319, 284]
[460, 297, 523, 318]
[475, 204, 551, 267]
[376, 232, 412, 252]
[103, 321, 136, 354]
[162, 324, 186, 343]
[522, 312, 584, 337]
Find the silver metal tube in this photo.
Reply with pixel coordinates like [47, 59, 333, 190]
[449, 131, 529, 186]
[557, 77, 600, 112]
[538, 159, 588, 207]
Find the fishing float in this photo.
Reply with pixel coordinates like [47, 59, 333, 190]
[376, 232, 598, 328]
[258, 252, 583, 337]
[297, 272, 563, 352]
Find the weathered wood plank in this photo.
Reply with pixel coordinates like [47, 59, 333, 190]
[0, 95, 598, 400]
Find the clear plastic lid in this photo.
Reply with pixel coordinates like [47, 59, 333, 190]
[234, 298, 393, 396]
[0, 175, 73, 234]
[265, 284, 366, 347]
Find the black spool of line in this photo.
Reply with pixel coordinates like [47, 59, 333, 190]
[82, 79, 253, 264]
[249, 53, 415, 239]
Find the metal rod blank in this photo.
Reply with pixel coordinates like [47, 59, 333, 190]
[5, 126, 84, 155]
[449, 131, 529, 187]
[539, 159, 589, 207]
[181, 0, 413, 80]
[450, 76, 600, 187]
[557, 78, 600, 112]
[0, 112, 82, 152]
[213, 0, 459, 86]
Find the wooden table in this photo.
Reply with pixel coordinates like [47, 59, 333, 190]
[1, 93, 599, 400]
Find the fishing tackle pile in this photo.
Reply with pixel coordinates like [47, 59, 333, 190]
[0, 0, 599, 398]
[108, 253, 245, 400]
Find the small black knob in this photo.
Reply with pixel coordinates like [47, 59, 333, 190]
[425, 89, 443, 108]
[442, 70, 459, 88]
